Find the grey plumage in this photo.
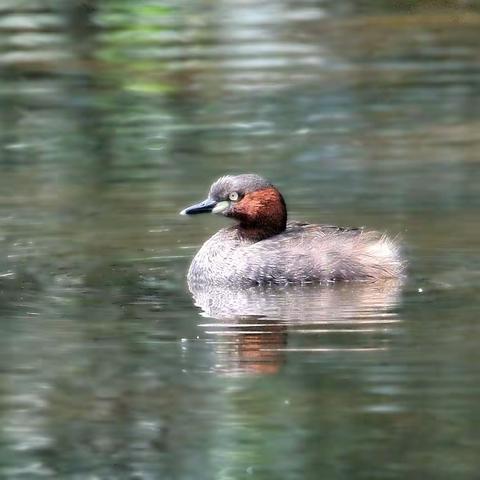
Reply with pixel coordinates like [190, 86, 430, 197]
[209, 174, 271, 200]
[188, 221, 405, 287]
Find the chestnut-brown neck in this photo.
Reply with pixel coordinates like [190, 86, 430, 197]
[230, 187, 287, 241]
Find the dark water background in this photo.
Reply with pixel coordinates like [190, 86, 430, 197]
[1, 1, 479, 478]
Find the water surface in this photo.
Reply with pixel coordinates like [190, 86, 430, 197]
[1, 1, 480, 478]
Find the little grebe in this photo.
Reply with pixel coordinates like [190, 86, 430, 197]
[180, 174, 404, 286]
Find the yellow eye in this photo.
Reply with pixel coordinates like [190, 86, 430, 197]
[229, 191, 239, 201]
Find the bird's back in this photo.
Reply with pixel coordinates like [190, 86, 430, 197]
[188, 221, 404, 286]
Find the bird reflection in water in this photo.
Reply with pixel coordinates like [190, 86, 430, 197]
[189, 280, 404, 375]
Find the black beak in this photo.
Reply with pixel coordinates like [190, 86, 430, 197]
[180, 198, 217, 215]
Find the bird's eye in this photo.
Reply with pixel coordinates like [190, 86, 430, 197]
[229, 191, 239, 201]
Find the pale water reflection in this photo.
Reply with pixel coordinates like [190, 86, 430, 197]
[192, 281, 403, 375]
